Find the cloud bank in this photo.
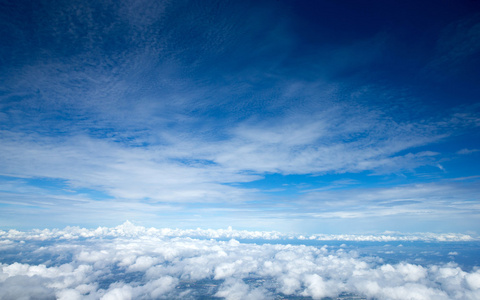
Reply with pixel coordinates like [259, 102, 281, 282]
[1, 223, 479, 300]
[1, 221, 477, 242]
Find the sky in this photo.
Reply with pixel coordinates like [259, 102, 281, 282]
[0, 0, 480, 234]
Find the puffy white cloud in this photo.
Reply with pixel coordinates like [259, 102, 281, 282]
[466, 272, 480, 290]
[101, 285, 132, 300]
[215, 278, 268, 300]
[301, 274, 339, 299]
[140, 276, 178, 298]
[56, 288, 83, 300]
[0, 224, 479, 300]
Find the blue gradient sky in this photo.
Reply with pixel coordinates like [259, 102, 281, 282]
[1, 0, 479, 233]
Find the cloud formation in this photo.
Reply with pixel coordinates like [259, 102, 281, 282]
[1, 221, 477, 242]
[1, 223, 479, 300]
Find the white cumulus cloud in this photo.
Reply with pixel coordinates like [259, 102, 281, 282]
[0, 223, 479, 299]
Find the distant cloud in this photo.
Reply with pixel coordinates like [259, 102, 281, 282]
[1, 221, 477, 243]
[296, 181, 480, 230]
[457, 148, 479, 155]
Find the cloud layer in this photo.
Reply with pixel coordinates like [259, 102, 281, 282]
[1, 223, 479, 300]
[1, 221, 477, 243]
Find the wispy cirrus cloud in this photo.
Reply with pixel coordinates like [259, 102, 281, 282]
[457, 148, 480, 155]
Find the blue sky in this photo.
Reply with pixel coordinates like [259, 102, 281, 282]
[0, 0, 479, 233]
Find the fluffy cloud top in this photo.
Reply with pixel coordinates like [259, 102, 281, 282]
[0, 223, 479, 300]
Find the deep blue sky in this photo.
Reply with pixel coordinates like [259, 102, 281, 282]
[0, 0, 479, 233]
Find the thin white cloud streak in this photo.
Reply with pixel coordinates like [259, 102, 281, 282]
[297, 181, 480, 218]
[457, 148, 479, 155]
[183, 93, 456, 176]
[0, 131, 261, 203]
[0, 223, 479, 300]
